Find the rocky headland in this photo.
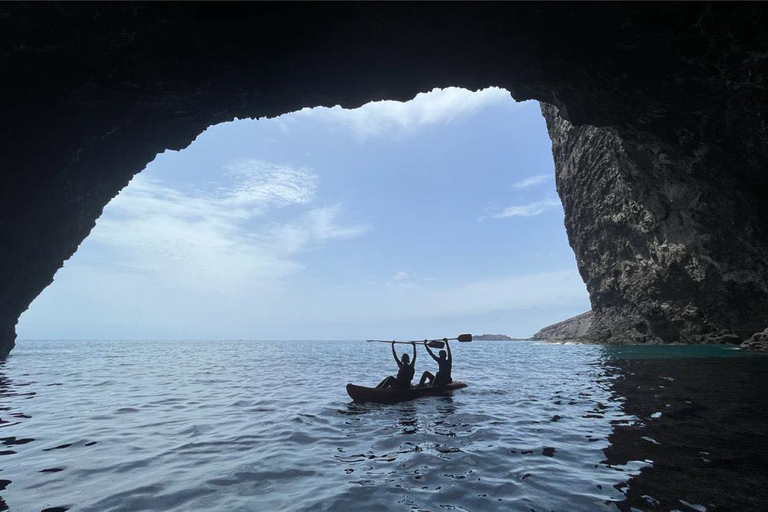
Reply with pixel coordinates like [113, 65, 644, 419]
[474, 334, 519, 341]
[532, 312, 595, 342]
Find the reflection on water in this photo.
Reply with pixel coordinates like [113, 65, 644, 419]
[0, 340, 765, 511]
[599, 346, 768, 511]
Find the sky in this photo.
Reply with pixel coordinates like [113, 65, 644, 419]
[17, 88, 590, 341]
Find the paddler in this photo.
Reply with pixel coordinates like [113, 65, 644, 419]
[376, 341, 417, 389]
[418, 339, 452, 387]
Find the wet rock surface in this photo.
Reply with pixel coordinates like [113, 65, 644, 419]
[2, 4, 768, 354]
[741, 329, 768, 351]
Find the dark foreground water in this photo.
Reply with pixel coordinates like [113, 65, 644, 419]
[1, 340, 767, 512]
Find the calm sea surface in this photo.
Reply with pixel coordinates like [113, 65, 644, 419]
[1, 340, 767, 511]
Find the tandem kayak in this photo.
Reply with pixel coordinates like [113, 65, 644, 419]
[346, 381, 468, 403]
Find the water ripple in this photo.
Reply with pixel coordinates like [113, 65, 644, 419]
[0, 340, 766, 511]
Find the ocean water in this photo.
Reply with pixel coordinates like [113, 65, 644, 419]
[1, 339, 767, 512]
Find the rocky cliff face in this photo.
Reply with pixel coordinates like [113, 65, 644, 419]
[1, 4, 767, 355]
[541, 104, 768, 344]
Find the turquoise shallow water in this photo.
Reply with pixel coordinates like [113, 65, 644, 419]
[1, 340, 767, 511]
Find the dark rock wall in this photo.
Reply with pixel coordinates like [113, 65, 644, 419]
[1, 3, 767, 355]
[542, 98, 768, 344]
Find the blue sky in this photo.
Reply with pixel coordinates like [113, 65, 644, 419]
[18, 88, 590, 340]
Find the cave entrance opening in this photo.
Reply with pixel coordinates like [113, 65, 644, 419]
[17, 88, 589, 342]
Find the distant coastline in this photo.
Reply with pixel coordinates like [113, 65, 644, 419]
[473, 333, 530, 341]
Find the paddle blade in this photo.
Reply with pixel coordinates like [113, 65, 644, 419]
[457, 334, 472, 342]
[427, 341, 445, 349]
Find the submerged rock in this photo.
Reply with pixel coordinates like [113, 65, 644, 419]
[703, 333, 742, 345]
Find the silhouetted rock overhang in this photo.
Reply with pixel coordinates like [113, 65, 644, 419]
[1, 3, 767, 355]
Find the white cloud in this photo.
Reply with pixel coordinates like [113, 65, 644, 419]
[224, 160, 317, 207]
[417, 270, 585, 318]
[89, 161, 367, 292]
[384, 271, 422, 291]
[290, 87, 512, 139]
[512, 175, 551, 189]
[269, 205, 370, 254]
[321, 269, 588, 325]
[483, 198, 562, 220]
[392, 271, 409, 281]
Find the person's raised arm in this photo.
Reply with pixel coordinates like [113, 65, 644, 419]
[392, 341, 403, 368]
[424, 341, 439, 362]
[446, 340, 452, 361]
[411, 342, 417, 366]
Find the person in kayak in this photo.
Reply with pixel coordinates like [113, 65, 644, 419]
[376, 341, 417, 389]
[418, 340, 452, 387]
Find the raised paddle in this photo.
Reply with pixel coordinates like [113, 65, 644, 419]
[366, 339, 446, 348]
[420, 334, 472, 343]
[422, 333, 472, 349]
[366, 334, 472, 349]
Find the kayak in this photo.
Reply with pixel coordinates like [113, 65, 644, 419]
[346, 381, 468, 403]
